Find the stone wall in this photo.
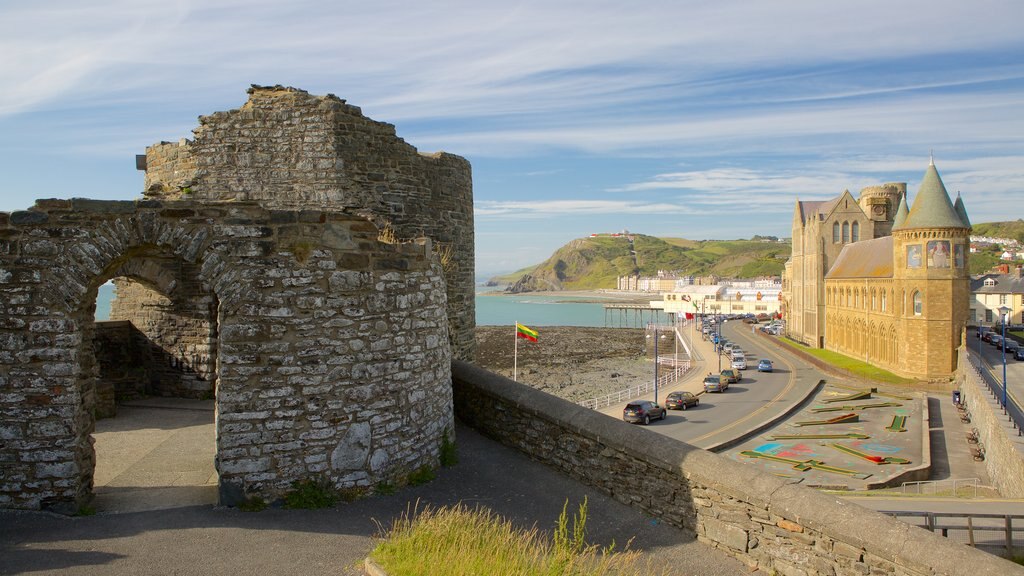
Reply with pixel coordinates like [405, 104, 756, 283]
[452, 360, 1021, 575]
[959, 347, 1024, 497]
[141, 86, 476, 361]
[0, 199, 453, 512]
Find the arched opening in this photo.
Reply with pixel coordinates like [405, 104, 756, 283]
[80, 249, 220, 512]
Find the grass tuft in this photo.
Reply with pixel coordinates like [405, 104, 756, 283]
[439, 432, 458, 467]
[778, 337, 917, 385]
[371, 498, 656, 576]
[283, 477, 339, 509]
[407, 466, 436, 486]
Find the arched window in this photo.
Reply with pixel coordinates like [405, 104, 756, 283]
[851, 221, 859, 242]
[912, 291, 923, 316]
[881, 290, 887, 312]
[842, 222, 850, 243]
[833, 222, 840, 243]
[871, 289, 876, 310]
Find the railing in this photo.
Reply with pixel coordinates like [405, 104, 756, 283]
[579, 361, 692, 410]
[900, 478, 980, 498]
[967, 351, 1024, 435]
[881, 510, 1024, 554]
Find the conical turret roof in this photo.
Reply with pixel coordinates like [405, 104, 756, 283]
[897, 161, 966, 230]
[892, 193, 910, 229]
[953, 192, 971, 228]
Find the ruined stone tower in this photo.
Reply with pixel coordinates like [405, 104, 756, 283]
[0, 86, 475, 512]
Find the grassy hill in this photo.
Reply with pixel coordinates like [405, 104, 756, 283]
[972, 220, 1024, 243]
[498, 234, 790, 292]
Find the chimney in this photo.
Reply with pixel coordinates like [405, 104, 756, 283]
[1016, 266, 1023, 280]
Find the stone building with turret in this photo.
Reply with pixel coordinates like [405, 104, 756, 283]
[783, 160, 971, 380]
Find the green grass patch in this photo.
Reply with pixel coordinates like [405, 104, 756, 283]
[407, 466, 436, 486]
[283, 477, 339, 509]
[237, 496, 268, 512]
[439, 432, 458, 467]
[371, 498, 655, 576]
[778, 337, 916, 385]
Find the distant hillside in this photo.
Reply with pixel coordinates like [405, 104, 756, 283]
[972, 220, 1024, 243]
[497, 234, 789, 292]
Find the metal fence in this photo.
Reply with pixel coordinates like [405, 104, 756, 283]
[579, 361, 692, 410]
[881, 510, 1024, 555]
[900, 478, 980, 498]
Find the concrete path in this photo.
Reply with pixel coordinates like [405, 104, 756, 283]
[0, 421, 749, 576]
[92, 399, 217, 513]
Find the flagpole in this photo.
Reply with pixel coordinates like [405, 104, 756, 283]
[513, 321, 518, 381]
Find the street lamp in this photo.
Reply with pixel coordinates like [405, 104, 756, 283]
[999, 305, 1011, 410]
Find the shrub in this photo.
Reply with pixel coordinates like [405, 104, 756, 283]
[283, 478, 338, 509]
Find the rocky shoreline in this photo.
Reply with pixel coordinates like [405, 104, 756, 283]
[473, 326, 658, 404]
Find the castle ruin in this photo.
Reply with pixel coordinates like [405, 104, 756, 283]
[0, 86, 474, 512]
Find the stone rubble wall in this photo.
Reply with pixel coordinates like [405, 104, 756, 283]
[452, 360, 1022, 576]
[0, 199, 453, 512]
[959, 347, 1024, 497]
[142, 86, 475, 361]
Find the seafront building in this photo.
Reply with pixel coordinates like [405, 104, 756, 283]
[782, 160, 971, 380]
[971, 267, 1024, 325]
[650, 282, 783, 318]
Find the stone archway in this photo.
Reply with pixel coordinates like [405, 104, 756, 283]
[1, 199, 454, 513]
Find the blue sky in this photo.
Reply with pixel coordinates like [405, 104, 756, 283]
[2, 1, 1022, 278]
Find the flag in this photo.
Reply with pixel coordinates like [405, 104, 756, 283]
[681, 294, 691, 302]
[685, 312, 694, 320]
[516, 323, 538, 342]
[692, 299, 699, 310]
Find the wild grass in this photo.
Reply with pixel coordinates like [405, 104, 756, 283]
[370, 498, 656, 576]
[778, 337, 917, 386]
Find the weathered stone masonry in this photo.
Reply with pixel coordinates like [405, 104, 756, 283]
[138, 85, 475, 363]
[0, 199, 453, 512]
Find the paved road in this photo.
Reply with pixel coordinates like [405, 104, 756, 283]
[603, 319, 826, 450]
[0, 420, 748, 576]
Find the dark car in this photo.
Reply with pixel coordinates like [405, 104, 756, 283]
[665, 391, 699, 410]
[982, 331, 995, 343]
[720, 369, 740, 383]
[757, 359, 774, 372]
[623, 400, 667, 424]
[1003, 339, 1020, 354]
[1015, 348, 1024, 361]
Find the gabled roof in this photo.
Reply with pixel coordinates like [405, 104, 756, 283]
[797, 197, 840, 222]
[825, 236, 894, 279]
[897, 162, 967, 230]
[971, 272, 1024, 294]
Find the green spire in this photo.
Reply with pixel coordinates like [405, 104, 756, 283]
[898, 161, 966, 229]
[953, 192, 971, 228]
[892, 193, 910, 229]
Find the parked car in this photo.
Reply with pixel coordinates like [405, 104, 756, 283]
[982, 331, 995, 343]
[977, 326, 993, 339]
[665, 391, 699, 410]
[721, 369, 740, 383]
[990, 335, 1003, 347]
[623, 400, 666, 425]
[1003, 339, 1020, 354]
[732, 357, 747, 370]
[723, 343, 735, 354]
[1015, 348, 1024, 361]
[758, 359, 774, 372]
[704, 375, 728, 393]
[731, 348, 744, 359]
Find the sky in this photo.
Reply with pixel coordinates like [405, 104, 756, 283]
[2, 1, 1023, 278]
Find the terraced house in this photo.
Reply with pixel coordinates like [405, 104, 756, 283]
[784, 160, 972, 380]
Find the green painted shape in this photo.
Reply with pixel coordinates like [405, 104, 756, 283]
[768, 433, 871, 440]
[740, 450, 871, 478]
[886, 414, 908, 432]
[823, 391, 872, 403]
[811, 402, 900, 413]
[795, 413, 859, 426]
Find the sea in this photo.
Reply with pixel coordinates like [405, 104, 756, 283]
[93, 281, 662, 328]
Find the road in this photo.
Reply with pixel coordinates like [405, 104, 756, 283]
[968, 329, 1024, 407]
[621, 318, 826, 450]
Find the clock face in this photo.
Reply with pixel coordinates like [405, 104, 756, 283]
[873, 205, 884, 215]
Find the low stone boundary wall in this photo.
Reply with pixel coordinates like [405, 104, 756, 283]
[960, 349, 1024, 497]
[452, 360, 1021, 575]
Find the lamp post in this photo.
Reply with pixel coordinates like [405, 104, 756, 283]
[1000, 305, 1011, 410]
[653, 324, 659, 404]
